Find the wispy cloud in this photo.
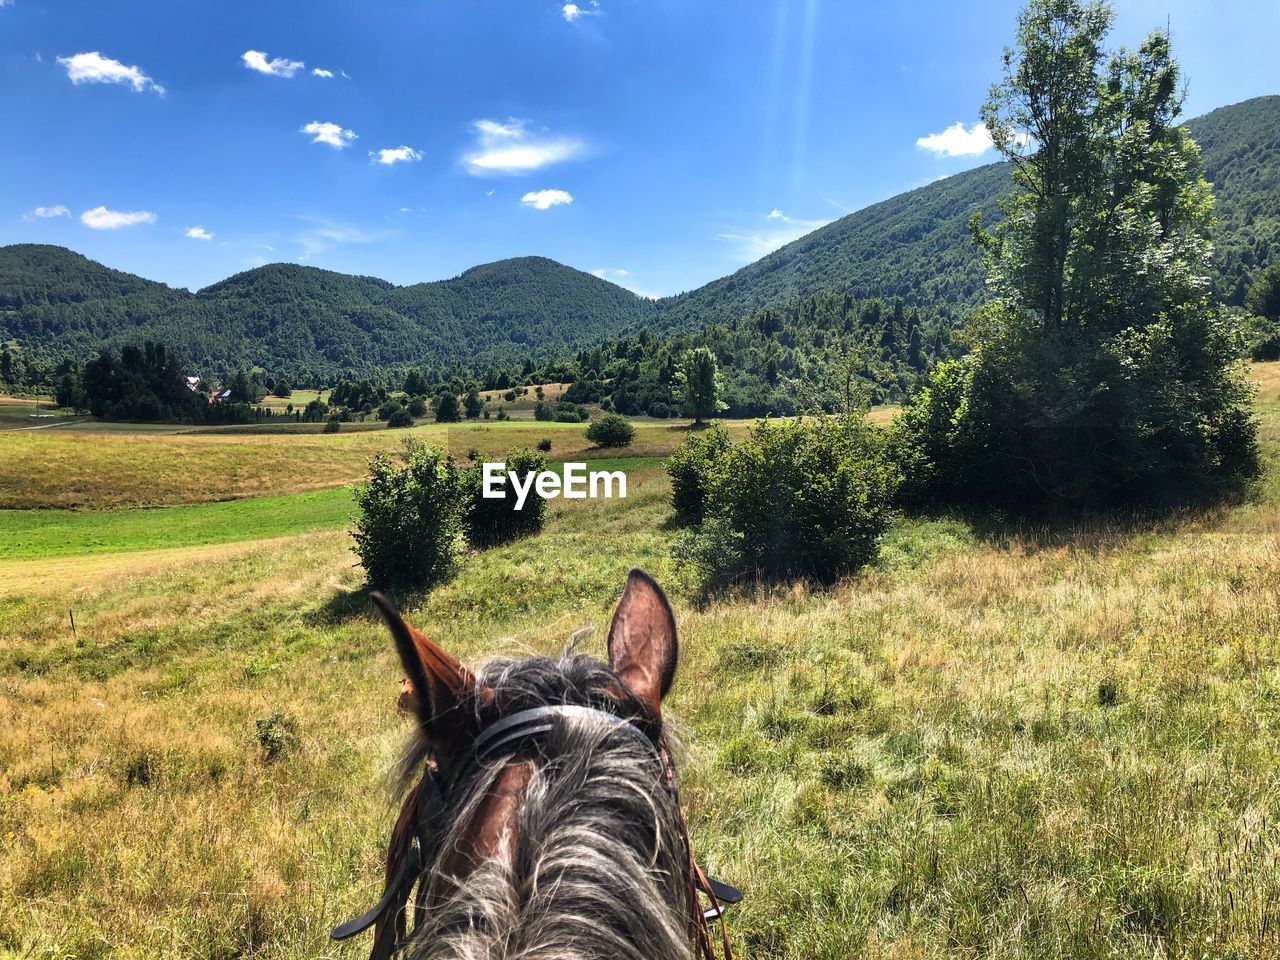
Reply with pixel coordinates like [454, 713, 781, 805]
[521, 189, 574, 210]
[25, 205, 69, 220]
[312, 67, 334, 79]
[592, 267, 661, 300]
[463, 118, 585, 176]
[81, 206, 156, 230]
[370, 145, 423, 166]
[293, 217, 387, 260]
[185, 226, 213, 240]
[717, 209, 831, 261]
[561, 2, 599, 22]
[58, 52, 164, 95]
[242, 50, 304, 78]
[301, 121, 357, 149]
[915, 121, 993, 157]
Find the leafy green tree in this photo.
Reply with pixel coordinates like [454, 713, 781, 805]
[463, 388, 483, 419]
[676, 347, 727, 424]
[272, 376, 292, 398]
[403, 369, 427, 396]
[897, 0, 1256, 506]
[462, 448, 550, 548]
[352, 443, 463, 592]
[666, 422, 731, 526]
[682, 416, 898, 585]
[387, 407, 414, 428]
[585, 412, 635, 447]
[435, 393, 461, 423]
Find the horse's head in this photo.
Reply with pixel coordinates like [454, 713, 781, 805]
[340, 570, 730, 960]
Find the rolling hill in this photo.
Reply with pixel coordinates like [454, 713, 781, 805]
[1, 95, 1276, 380]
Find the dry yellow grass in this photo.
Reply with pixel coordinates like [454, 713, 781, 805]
[2, 365, 1278, 958]
[0, 420, 711, 510]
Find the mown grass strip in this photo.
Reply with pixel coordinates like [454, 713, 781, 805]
[0, 487, 357, 561]
[0, 457, 665, 562]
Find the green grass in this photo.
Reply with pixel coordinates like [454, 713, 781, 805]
[0, 487, 357, 560]
[3, 368, 1280, 958]
[0, 459, 663, 562]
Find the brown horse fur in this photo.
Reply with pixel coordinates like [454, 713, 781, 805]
[370, 570, 702, 960]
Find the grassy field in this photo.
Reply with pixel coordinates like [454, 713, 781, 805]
[2, 366, 1279, 958]
[0, 418, 698, 509]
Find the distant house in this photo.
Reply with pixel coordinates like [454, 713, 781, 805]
[209, 388, 233, 403]
[185, 376, 201, 392]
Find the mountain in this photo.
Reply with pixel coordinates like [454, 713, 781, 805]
[655, 95, 1280, 329]
[1, 96, 1276, 381]
[0, 248, 655, 379]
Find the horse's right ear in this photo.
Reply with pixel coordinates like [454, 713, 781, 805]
[607, 569, 678, 718]
[370, 592, 486, 748]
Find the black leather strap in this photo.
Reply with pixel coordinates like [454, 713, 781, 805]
[330, 840, 421, 941]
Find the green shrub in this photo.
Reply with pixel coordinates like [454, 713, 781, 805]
[254, 711, 299, 763]
[462, 448, 549, 548]
[352, 442, 463, 591]
[666, 422, 730, 526]
[684, 416, 898, 585]
[407, 396, 428, 418]
[377, 399, 401, 421]
[387, 407, 414, 428]
[536, 437, 552, 452]
[585, 412, 635, 447]
[891, 316, 1258, 508]
[322, 416, 341, 434]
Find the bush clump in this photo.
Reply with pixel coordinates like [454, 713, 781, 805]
[585, 412, 635, 448]
[536, 437, 552, 452]
[462, 448, 550, 548]
[680, 416, 898, 585]
[353, 442, 464, 592]
[666, 422, 730, 526]
[387, 407, 415, 428]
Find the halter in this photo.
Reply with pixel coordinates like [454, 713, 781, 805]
[332, 704, 741, 959]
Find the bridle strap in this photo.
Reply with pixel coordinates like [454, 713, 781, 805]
[454, 704, 662, 787]
[331, 704, 739, 959]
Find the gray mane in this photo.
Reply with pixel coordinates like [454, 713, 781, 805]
[405, 652, 694, 960]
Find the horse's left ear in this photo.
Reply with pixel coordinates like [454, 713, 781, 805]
[371, 592, 486, 749]
[607, 569, 678, 717]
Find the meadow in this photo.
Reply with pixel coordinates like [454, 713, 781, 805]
[1, 369, 1279, 958]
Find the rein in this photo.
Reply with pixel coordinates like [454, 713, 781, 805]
[332, 704, 740, 959]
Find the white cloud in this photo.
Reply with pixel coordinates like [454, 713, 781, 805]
[0, 2, 14, 9]
[464, 118, 585, 176]
[293, 217, 386, 260]
[592, 267, 661, 300]
[915, 121, 994, 157]
[26, 205, 70, 219]
[370, 145, 423, 166]
[312, 67, 334, 78]
[717, 209, 831, 261]
[80, 206, 156, 230]
[561, 1, 599, 21]
[57, 52, 164, 95]
[301, 120, 357, 149]
[242, 50, 304, 78]
[185, 226, 213, 240]
[521, 189, 574, 210]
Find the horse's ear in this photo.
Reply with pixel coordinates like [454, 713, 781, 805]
[371, 592, 484, 747]
[607, 569, 678, 717]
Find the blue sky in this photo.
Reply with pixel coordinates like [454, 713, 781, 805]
[2, 0, 1277, 297]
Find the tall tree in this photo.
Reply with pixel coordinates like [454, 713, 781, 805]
[896, 0, 1256, 506]
[676, 347, 726, 425]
